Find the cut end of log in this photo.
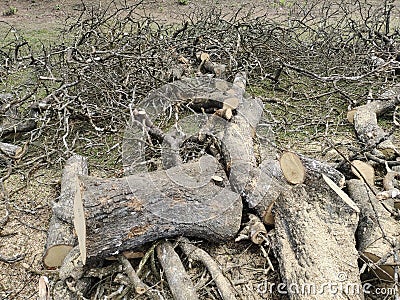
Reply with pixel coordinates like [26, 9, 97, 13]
[351, 160, 375, 187]
[43, 245, 73, 269]
[73, 176, 87, 265]
[347, 109, 356, 124]
[279, 151, 305, 184]
[223, 97, 239, 110]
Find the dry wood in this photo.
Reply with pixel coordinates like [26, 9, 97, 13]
[73, 156, 242, 264]
[53, 155, 88, 223]
[0, 142, 23, 158]
[38, 276, 50, 300]
[279, 151, 305, 184]
[322, 174, 360, 213]
[157, 241, 199, 300]
[350, 160, 375, 187]
[179, 237, 237, 300]
[235, 214, 267, 245]
[246, 157, 345, 225]
[298, 154, 345, 187]
[347, 109, 356, 124]
[119, 255, 160, 299]
[347, 179, 400, 280]
[245, 159, 287, 225]
[353, 85, 400, 157]
[272, 183, 361, 300]
[44, 155, 87, 268]
[221, 96, 263, 195]
[43, 216, 74, 269]
[119, 255, 147, 294]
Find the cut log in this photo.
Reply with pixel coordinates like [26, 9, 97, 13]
[43, 216, 75, 269]
[353, 85, 400, 157]
[44, 155, 87, 268]
[0, 142, 23, 158]
[157, 241, 199, 300]
[350, 160, 375, 187]
[347, 179, 400, 280]
[272, 183, 361, 300]
[53, 155, 88, 223]
[279, 151, 305, 184]
[246, 157, 345, 225]
[221, 96, 263, 195]
[74, 156, 242, 265]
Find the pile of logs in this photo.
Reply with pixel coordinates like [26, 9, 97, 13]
[41, 75, 400, 299]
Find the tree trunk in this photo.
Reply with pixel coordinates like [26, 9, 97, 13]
[347, 179, 400, 280]
[74, 156, 242, 265]
[271, 182, 361, 300]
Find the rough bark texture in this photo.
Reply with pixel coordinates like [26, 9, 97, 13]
[246, 157, 345, 225]
[53, 155, 89, 223]
[353, 85, 400, 157]
[157, 241, 199, 300]
[221, 96, 263, 196]
[44, 155, 87, 268]
[76, 156, 242, 264]
[43, 216, 75, 269]
[0, 142, 23, 158]
[272, 183, 361, 300]
[347, 179, 400, 280]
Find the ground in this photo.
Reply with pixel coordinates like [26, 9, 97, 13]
[0, 0, 399, 299]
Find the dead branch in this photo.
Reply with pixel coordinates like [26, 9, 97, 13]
[157, 241, 199, 300]
[179, 237, 237, 300]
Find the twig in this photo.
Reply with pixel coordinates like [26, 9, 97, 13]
[179, 237, 237, 300]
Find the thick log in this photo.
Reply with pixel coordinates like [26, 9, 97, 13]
[157, 241, 199, 300]
[347, 179, 400, 280]
[43, 155, 87, 269]
[74, 156, 242, 265]
[272, 183, 361, 300]
[246, 157, 345, 225]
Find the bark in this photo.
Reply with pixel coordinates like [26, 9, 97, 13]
[347, 179, 400, 280]
[272, 183, 361, 300]
[53, 155, 88, 223]
[75, 156, 242, 264]
[179, 237, 237, 300]
[0, 142, 23, 158]
[353, 85, 400, 157]
[157, 241, 199, 300]
[44, 155, 87, 268]
[246, 157, 345, 225]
